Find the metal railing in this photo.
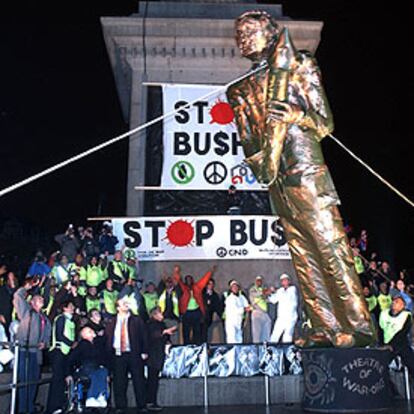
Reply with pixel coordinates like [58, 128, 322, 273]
[0, 341, 52, 414]
[0, 340, 412, 412]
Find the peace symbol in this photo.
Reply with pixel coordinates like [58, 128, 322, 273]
[203, 161, 228, 185]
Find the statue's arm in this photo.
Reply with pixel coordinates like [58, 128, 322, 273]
[294, 53, 334, 140]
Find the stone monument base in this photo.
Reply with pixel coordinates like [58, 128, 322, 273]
[302, 347, 392, 412]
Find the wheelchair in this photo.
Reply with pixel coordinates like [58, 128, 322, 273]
[65, 365, 110, 413]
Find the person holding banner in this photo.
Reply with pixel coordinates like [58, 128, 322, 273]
[173, 265, 216, 345]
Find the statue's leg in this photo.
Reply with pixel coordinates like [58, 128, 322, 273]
[272, 168, 376, 347]
[302, 202, 377, 346]
[269, 183, 341, 345]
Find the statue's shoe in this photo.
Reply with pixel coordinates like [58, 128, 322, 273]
[333, 332, 356, 348]
[352, 332, 378, 348]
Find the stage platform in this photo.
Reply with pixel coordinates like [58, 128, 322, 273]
[119, 401, 412, 413]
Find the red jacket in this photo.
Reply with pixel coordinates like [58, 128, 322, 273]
[174, 270, 212, 315]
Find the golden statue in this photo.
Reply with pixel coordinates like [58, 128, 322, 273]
[227, 11, 376, 347]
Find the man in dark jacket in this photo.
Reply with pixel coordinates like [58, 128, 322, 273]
[54, 225, 80, 262]
[105, 298, 148, 413]
[146, 306, 176, 411]
[0, 271, 18, 329]
[66, 326, 109, 407]
[202, 278, 224, 343]
[81, 227, 100, 261]
[99, 223, 119, 256]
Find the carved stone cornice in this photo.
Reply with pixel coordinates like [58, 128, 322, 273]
[102, 16, 323, 120]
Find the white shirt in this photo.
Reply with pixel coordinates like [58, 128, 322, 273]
[113, 312, 131, 355]
[225, 293, 249, 325]
[268, 285, 298, 320]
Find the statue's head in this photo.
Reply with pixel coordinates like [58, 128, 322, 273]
[235, 10, 279, 62]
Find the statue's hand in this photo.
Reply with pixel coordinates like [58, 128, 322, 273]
[268, 100, 304, 124]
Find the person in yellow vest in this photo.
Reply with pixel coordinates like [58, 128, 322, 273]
[46, 300, 77, 414]
[377, 282, 393, 312]
[352, 247, 366, 276]
[158, 276, 180, 344]
[86, 286, 102, 313]
[249, 275, 272, 343]
[143, 282, 159, 314]
[85, 256, 107, 288]
[124, 249, 139, 281]
[107, 250, 129, 288]
[51, 254, 70, 286]
[362, 286, 380, 327]
[67, 253, 86, 282]
[363, 286, 378, 313]
[101, 278, 119, 320]
[68, 254, 87, 297]
[363, 285, 380, 342]
[380, 296, 414, 376]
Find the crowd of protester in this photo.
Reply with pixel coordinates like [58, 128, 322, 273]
[0, 222, 413, 413]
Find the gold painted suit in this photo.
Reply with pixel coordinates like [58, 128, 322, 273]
[227, 29, 376, 346]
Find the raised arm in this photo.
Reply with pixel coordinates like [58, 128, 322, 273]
[13, 286, 31, 321]
[173, 265, 186, 291]
[196, 265, 216, 290]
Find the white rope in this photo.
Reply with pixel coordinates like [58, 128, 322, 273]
[328, 134, 414, 209]
[0, 63, 267, 199]
[2, 63, 411, 211]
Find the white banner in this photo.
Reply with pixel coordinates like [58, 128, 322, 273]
[112, 215, 290, 261]
[161, 84, 260, 190]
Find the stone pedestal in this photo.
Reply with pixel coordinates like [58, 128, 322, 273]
[100, 1, 324, 216]
[302, 348, 392, 412]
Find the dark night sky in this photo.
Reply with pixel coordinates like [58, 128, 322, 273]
[0, 1, 412, 271]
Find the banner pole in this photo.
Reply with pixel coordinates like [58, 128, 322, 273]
[10, 342, 19, 414]
[264, 342, 270, 406]
[203, 342, 209, 409]
[264, 374, 270, 406]
[404, 365, 411, 401]
[134, 186, 268, 192]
